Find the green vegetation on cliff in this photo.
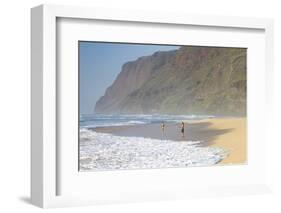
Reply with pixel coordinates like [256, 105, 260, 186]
[95, 46, 246, 116]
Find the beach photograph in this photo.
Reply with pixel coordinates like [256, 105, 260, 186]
[79, 42, 247, 171]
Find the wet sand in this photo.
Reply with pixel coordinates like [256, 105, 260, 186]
[93, 117, 247, 165]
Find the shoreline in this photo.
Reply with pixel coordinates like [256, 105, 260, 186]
[91, 117, 247, 165]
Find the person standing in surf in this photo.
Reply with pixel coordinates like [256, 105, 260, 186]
[161, 122, 165, 138]
[181, 121, 185, 138]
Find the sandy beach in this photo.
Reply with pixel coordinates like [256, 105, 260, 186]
[93, 117, 247, 165]
[200, 118, 247, 164]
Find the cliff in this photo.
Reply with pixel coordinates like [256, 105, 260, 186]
[95, 46, 246, 116]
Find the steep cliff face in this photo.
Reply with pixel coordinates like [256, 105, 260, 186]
[95, 46, 246, 116]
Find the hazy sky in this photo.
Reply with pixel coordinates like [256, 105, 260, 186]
[79, 42, 179, 114]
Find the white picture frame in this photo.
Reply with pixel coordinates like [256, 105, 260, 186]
[31, 4, 274, 208]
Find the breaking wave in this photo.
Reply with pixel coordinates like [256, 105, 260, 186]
[79, 128, 227, 171]
[80, 114, 215, 128]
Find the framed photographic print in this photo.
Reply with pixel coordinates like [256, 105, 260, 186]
[31, 4, 274, 208]
[79, 42, 246, 171]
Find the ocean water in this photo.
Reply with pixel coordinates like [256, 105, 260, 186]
[80, 114, 215, 128]
[79, 114, 227, 171]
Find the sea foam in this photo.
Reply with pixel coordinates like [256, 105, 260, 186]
[80, 128, 227, 171]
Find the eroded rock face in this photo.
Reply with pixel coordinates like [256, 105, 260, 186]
[95, 46, 246, 116]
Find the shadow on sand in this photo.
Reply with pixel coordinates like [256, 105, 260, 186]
[184, 122, 234, 146]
